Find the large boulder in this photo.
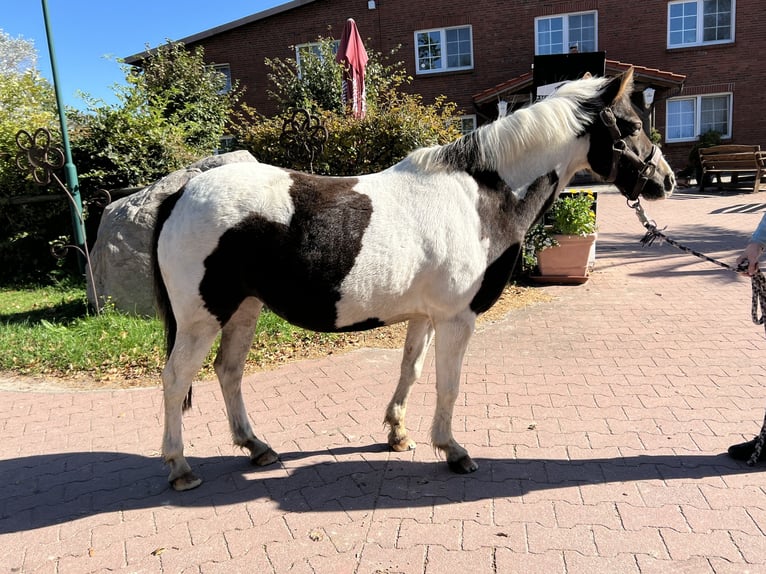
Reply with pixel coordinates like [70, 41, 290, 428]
[87, 150, 258, 315]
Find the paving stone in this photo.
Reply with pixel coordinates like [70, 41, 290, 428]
[4, 186, 766, 573]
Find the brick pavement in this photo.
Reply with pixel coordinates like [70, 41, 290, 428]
[3, 184, 766, 573]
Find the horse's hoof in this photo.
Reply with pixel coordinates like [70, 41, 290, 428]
[251, 448, 279, 467]
[448, 455, 479, 474]
[728, 438, 766, 462]
[170, 471, 202, 491]
[389, 438, 416, 452]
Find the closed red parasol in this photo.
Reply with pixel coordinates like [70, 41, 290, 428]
[336, 18, 368, 118]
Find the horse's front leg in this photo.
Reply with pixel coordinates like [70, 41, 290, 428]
[385, 317, 435, 452]
[215, 297, 278, 467]
[432, 311, 478, 473]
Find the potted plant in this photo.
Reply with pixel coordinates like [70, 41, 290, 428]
[524, 189, 598, 282]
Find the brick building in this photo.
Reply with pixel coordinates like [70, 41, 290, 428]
[128, 0, 765, 173]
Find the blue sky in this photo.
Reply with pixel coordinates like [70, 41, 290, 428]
[3, 0, 286, 109]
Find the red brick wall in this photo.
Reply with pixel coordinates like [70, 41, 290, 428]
[187, 0, 765, 173]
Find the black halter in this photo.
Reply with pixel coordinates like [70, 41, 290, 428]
[599, 107, 662, 201]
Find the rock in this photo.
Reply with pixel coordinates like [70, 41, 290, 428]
[87, 150, 258, 316]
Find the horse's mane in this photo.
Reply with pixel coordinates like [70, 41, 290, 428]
[407, 75, 611, 174]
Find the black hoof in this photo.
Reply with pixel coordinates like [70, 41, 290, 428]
[448, 455, 479, 474]
[170, 471, 202, 491]
[728, 438, 766, 463]
[251, 448, 279, 467]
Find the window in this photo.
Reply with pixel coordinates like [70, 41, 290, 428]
[415, 26, 473, 74]
[211, 64, 232, 93]
[665, 93, 732, 142]
[668, 0, 734, 48]
[535, 11, 597, 55]
[215, 136, 235, 155]
[295, 41, 339, 76]
[458, 115, 477, 135]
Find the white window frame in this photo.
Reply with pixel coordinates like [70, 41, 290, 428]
[458, 115, 477, 135]
[665, 92, 733, 143]
[295, 41, 339, 77]
[667, 0, 735, 49]
[215, 135, 236, 155]
[534, 11, 598, 55]
[210, 64, 232, 93]
[414, 25, 474, 75]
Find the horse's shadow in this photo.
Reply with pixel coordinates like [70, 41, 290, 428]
[0, 444, 759, 534]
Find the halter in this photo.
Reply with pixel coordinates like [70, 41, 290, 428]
[599, 107, 662, 200]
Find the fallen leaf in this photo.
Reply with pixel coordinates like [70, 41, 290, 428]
[308, 529, 324, 542]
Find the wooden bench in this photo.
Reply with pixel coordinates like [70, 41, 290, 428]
[699, 144, 765, 193]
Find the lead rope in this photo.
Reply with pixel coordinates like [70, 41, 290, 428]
[631, 199, 766, 464]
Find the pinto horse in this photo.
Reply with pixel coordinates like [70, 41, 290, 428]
[153, 68, 675, 490]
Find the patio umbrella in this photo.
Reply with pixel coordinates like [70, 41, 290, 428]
[336, 18, 368, 118]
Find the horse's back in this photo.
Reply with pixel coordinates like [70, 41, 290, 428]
[174, 162, 296, 228]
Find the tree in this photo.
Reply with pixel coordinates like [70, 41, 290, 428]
[0, 28, 66, 284]
[234, 37, 462, 175]
[0, 29, 57, 199]
[265, 38, 345, 115]
[69, 95, 195, 191]
[0, 30, 37, 75]
[71, 41, 242, 190]
[136, 42, 241, 151]
[0, 37, 244, 284]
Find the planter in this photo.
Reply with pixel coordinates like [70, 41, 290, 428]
[535, 233, 597, 280]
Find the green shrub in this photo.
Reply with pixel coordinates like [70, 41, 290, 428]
[233, 37, 462, 174]
[549, 190, 598, 236]
[521, 190, 597, 273]
[71, 41, 241, 190]
[0, 66, 74, 285]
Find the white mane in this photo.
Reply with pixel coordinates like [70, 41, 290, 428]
[407, 75, 610, 178]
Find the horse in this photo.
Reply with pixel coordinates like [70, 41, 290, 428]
[152, 68, 675, 490]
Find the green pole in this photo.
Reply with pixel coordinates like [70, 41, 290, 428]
[41, 0, 86, 272]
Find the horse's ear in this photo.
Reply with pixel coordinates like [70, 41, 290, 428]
[601, 67, 635, 105]
[582, 71, 593, 79]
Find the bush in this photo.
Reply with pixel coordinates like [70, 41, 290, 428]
[234, 94, 459, 175]
[71, 41, 241, 190]
[69, 99, 197, 191]
[0, 67, 75, 285]
[233, 38, 462, 174]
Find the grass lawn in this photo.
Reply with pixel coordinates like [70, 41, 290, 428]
[0, 282, 340, 386]
[0, 281, 548, 389]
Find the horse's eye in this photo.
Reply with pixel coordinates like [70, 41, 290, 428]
[632, 122, 643, 135]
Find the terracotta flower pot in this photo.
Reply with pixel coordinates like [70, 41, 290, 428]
[536, 233, 597, 279]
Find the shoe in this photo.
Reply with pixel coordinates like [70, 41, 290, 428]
[728, 437, 766, 462]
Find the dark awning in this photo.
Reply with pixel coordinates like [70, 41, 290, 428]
[473, 59, 686, 105]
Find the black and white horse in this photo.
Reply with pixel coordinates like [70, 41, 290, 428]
[153, 68, 675, 490]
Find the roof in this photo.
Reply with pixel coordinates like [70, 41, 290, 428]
[124, 0, 317, 64]
[605, 58, 686, 87]
[473, 58, 686, 104]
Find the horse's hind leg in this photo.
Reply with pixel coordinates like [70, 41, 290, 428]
[215, 297, 278, 467]
[432, 311, 479, 474]
[385, 317, 434, 452]
[163, 320, 220, 491]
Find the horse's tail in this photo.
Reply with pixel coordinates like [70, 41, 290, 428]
[152, 188, 193, 411]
